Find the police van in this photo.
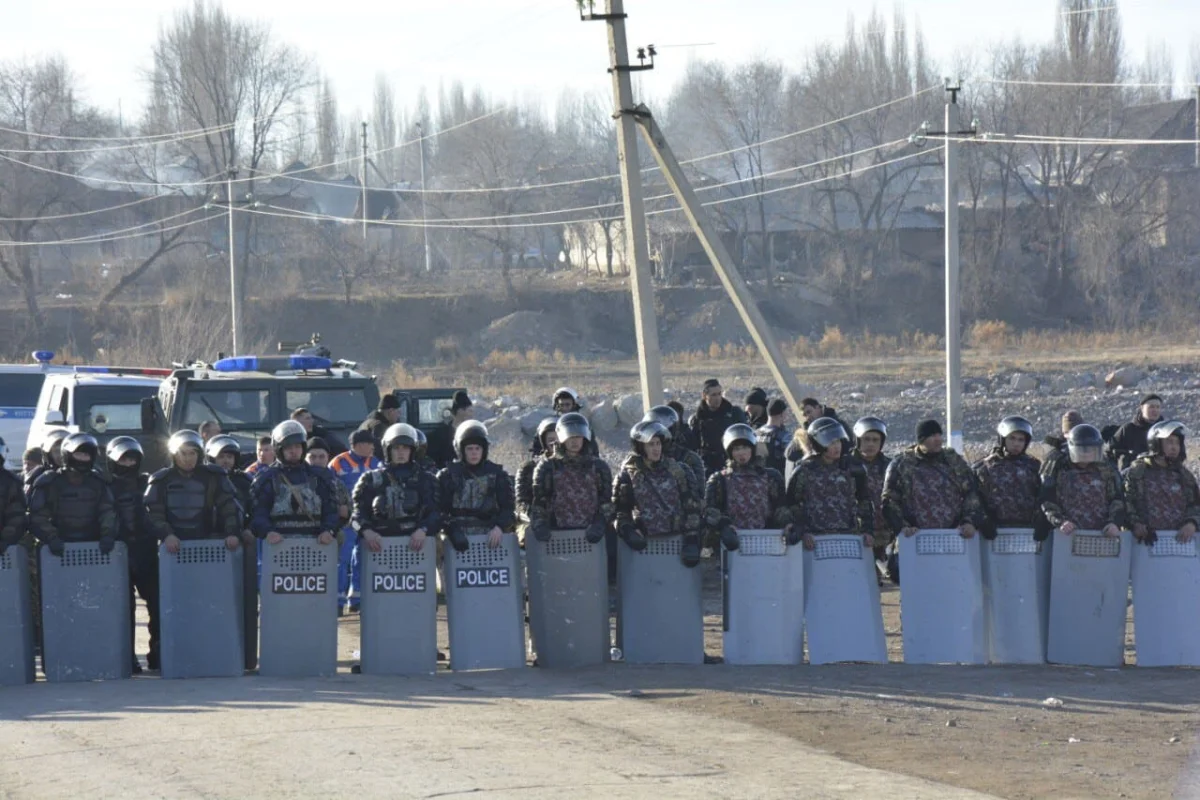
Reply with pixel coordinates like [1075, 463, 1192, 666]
[26, 367, 174, 465]
[0, 352, 78, 471]
[138, 347, 382, 471]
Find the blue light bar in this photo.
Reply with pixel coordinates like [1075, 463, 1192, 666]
[213, 355, 333, 373]
[32, 350, 55, 364]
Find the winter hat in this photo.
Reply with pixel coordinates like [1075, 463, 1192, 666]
[702, 378, 722, 392]
[916, 419, 943, 442]
[745, 387, 768, 407]
[451, 390, 472, 412]
[768, 398, 788, 417]
[350, 429, 375, 446]
[1061, 409, 1083, 434]
[379, 394, 401, 410]
[1139, 393, 1163, 407]
[307, 437, 330, 454]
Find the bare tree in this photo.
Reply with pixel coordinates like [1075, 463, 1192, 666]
[144, 0, 312, 300]
[0, 57, 111, 328]
[314, 76, 340, 171]
[372, 74, 400, 183]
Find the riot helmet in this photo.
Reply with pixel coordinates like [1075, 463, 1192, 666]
[806, 417, 849, 453]
[414, 427, 428, 461]
[61, 432, 100, 473]
[552, 387, 581, 413]
[105, 435, 144, 476]
[1147, 420, 1189, 461]
[271, 420, 308, 454]
[555, 412, 591, 446]
[204, 434, 242, 465]
[630, 420, 668, 457]
[535, 416, 558, 452]
[1066, 424, 1104, 464]
[852, 416, 888, 444]
[722, 423, 757, 456]
[454, 420, 490, 462]
[382, 423, 419, 463]
[642, 405, 678, 442]
[42, 428, 69, 468]
[997, 415, 1034, 454]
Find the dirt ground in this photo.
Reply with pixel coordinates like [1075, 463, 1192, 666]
[296, 559, 1200, 800]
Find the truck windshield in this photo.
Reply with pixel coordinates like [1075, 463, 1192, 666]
[183, 389, 271, 428]
[285, 387, 370, 425]
[0, 373, 45, 414]
[76, 386, 158, 434]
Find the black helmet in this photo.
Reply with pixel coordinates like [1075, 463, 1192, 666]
[61, 432, 100, 473]
[555, 412, 591, 444]
[852, 416, 887, 444]
[997, 415, 1033, 453]
[105, 435, 144, 469]
[42, 429, 70, 467]
[644, 404, 680, 434]
[168, 430, 205, 458]
[1066, 423, 1104, 463]
[630, 420, 668, 455]
[1148, 420, 1189, 460]
[535, 416, 558, 449]
[807, 417, 849, 452]
[271, 420, 308, 453]
[382, 423, 419, 461]
[722, 423, 757, 456]
[453, 420, 490, 462]
[204, 434, 242, 464]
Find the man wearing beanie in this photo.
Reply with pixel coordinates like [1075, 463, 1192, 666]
[329, 429, 383, 614]
[744, 387, 769, 428]
[1041, 410, 1084, 477]
[882, 419, 984, 543]
[1108, 394, 1164, 471]
[358, 394, 403, 461]
[427, 390, 474, 470]
[688, 379, 749, 477]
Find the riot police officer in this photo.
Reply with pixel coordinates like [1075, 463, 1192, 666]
[1041, 423, 1125, 539]
[788, 418, 874, 550]
[205, 433, 260, 669]
[643, 405, 705, 494]
[353, 423, 440, 553]
[973, 416, 1045, 539]
[436, 421, 515, 553]
[613, 420, 703, 567]
[146, 431, 242, 554]
[1123, 421, 1199, 546]
[25, 428, 70, 498]
[0, 459, 24, 557]
[250, 421, 340, 545]
[29, 433, 118, 557]
[529, 413, 614, 544]
[704, 424, 792, 551]
[516, 417, 557, 543]
[106, 436, 159, 673]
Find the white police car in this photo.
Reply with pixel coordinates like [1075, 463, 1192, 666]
[0, 352, 78, 472]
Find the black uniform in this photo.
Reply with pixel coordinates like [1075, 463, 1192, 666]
[0, 469, 25, 556]
[426, 424, 456, 471]
[111, 469, 159, 671]
[29, 468, 118, 552]
[688, 400, 750, 477]
[358, 410, 393, 461]
[145, 465, 242, 542]
[224, 467, 257, 671]
[436, 461, 516, 548]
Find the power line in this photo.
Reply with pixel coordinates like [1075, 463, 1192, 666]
[978, 78, 1182, 89]
[0, 207, 216, 247]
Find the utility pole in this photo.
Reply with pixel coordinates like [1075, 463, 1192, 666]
[1194, 85, 1199, 169]
[361, 121, 369, 239]
[944, 82, 963, 453]
[582, 0, 663, 411]
[227, 166, 241, 355]
[635, 109, 813, 412]
[416, 121, 432, 273]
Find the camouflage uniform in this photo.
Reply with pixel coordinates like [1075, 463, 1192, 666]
[529, 452, 615, 534]
[882, 446, 984, 534]
[436, 461, 516, 535]
[613, 456, 701, 538]
[1040, 458, 1126, 531]
[849, 450, 891, 545]
[973, 449, 1043, 529]
[1123, 456, 1200, 532]
[514, 456, 544, 543]
[666, 442, 705, 501]
[788, 455, 873, 536]
[703, 460, 791, 545]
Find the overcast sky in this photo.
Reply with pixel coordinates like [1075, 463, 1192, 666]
[4, 0, 1197, 123]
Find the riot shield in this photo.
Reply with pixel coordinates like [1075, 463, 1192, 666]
[898, 530, 985, 664]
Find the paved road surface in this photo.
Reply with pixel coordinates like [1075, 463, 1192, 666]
[0, 670, 997, 799]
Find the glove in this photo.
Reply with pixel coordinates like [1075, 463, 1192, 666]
[1141, 527, 1159, 546]
[584, 520, 607, 544]
[47, 539, 65, 557]
[719, 524, 740, 552]
[980, 520, 998, 541]
[784, 524, 802, 546]
[98, 537, 116, 555]
[0, 540, 7, 557]
[619, 523, 647, 551]
[680, 533, 701, 568]
[447, 526, 470, 553]
[531, 522, 552, 543]
[1032, 518, 1052, 542]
